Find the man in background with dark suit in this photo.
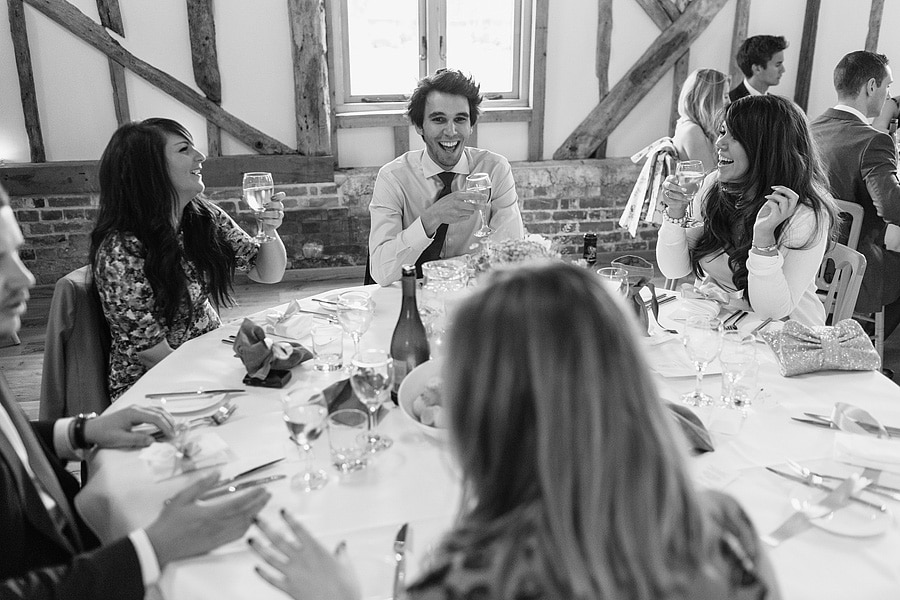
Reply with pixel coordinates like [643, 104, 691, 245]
[729, 35, 788, 102]
[0, 186, 271, 598]
[811, 50, 900, 339]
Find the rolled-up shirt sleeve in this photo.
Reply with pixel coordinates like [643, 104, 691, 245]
[368, 171, 434, 285]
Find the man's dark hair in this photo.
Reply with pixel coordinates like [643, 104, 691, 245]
[407, 69, 483, 128]
[834, 51, 890, 97]
[735, 35, 788, 77]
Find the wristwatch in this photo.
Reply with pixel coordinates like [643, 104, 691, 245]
[73, 412, 98, 449]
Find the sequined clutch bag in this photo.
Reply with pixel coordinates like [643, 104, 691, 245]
[761, 319, 880, 377]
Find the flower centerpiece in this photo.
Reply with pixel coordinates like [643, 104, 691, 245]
[467, 233, 562, 276]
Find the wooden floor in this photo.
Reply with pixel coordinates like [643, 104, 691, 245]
[4, 268, 898, 420]
[0, 271, 362, 420]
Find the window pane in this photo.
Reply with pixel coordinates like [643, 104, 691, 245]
[446, 0, 516, 94]
[346, 0, 419, 98]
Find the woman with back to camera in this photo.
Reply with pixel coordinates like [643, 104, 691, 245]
[248, 262, 780, 600]
[673, 68, 731, 172]
[90, 118, 287, 399]
[658, 95, 836, 326]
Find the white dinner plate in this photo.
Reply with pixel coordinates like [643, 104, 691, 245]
[314, 291, 377, 313]
[158, 393, 227, 414]
[789, 484, 893, 537]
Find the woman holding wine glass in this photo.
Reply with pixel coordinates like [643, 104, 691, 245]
[657, 95, 836, 326]
[249, 262, 779, 599]
[90, 118, 287, 398]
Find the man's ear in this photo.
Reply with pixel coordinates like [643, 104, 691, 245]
[414, 124, 424, 137]
[865, 78, 879, 96]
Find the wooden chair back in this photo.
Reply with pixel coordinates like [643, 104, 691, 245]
[816, 243, 866, 324]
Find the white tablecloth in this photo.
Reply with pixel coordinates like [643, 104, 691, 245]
[79, 283, 900, 599]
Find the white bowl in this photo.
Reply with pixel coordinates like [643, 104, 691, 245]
[397, 360, 447, 440]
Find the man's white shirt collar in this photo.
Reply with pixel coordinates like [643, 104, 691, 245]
[834, 104, 871, 124]
[420, 149, 470, 179]
[744, 79, 765, 96]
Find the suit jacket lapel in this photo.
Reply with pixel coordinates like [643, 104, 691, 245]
[0, 376, 79, 553]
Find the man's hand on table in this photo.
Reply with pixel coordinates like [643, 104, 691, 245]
[250, 509, 361, 600]
[146, 472, 271, 567]
[83, 405, 176, 448]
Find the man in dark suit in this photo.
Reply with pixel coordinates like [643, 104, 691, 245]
[811, 51, 900, 337]
[0, 186, 271, 598]
[728, 35, 788, 102]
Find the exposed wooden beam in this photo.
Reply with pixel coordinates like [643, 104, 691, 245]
[670, 52, 689, 136]
[528, 0, 549, 160]
[554, 0, 728, 159]
[8, 0, 45, 162]
[0, 155, 334, 196]
[794, 0, 820, 112]
[23, 0, 293, 154]
[730, 0, 751, 85]
[186, 0, 222, 156]
[654, 0, 680, 23]
[94, 0, 122, 35]
[866, 0, 884, 52]
[634, 0, 671, 30]
[206, 121, 222, 157]
[288, 0, 332, 156]
[321, 0, 339, 166]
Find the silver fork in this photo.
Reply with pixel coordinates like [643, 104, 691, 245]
[724, 311, 748, 331]
[788, 460, 900, 502]
[187, 402, 237, 428]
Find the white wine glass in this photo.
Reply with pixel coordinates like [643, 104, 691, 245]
[681, 316, 723, 406]
[596, 266, 629, 298]
[349, 349, 394, 453]
[336, 291, 373, 359]
[675, 160, 704, 222]
[465, 172, 493, 237]
[281, 387, 328, 491]
[242, 171, 275, 243]
[719, 331, 758, 411]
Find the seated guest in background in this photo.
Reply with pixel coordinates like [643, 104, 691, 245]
[249, 262, 780, 600]
[90, 118, 287, 399]
[367, 69, 524, 285]
[729, 35, 788, 102]
[811, 51, 900, 337]
[0, 186, 271, 599]
[658, 95, 835, 326]
[673, 68, 731, 172]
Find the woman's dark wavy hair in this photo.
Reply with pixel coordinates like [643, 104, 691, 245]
[690, 95, 835, 296]
[89, 118, 237, 327]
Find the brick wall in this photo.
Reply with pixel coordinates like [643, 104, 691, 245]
[12, 158, 650, 286]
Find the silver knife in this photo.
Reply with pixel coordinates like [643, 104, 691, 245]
[803, 412, 900, 437]
[199, 474, 286, 500]
[392, 523, 408, 600]
[763, 473, 859, 546]
[145, 388, 245, 399]
[766, 467, 886, 512]
[210, 458, 285, 490]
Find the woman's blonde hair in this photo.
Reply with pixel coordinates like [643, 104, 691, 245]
[678, 68, 730, 144]
[442, 261, 709, 598]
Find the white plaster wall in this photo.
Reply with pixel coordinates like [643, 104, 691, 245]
[0, 0, 898, 167]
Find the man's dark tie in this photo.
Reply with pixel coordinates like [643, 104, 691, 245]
[414, 171, 456, 277]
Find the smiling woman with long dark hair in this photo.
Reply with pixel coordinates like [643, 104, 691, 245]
[90, 118, 287, 399]
[658, 95, 836, 325]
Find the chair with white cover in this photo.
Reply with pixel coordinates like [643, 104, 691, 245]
[39, 266, 112, 421]
[816, 243, 866, 325]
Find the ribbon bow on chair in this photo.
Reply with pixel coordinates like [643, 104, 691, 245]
[761, 319, 880, 377]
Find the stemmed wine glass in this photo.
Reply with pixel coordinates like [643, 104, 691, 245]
[465, 172, 493, 237]
[336, 291, 373, 359]
[281, 387, 328, 491]
[596, 266, 629, 298]
[681, 316, 723, 406]
[349, 349, 395, 453]
[674, 160, 704, 222]
[242, 171, 275, 242]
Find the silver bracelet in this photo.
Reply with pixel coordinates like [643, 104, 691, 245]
[751, 243, 778, 254]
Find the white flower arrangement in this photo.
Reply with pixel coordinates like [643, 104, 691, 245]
[467, 233, 562, 275]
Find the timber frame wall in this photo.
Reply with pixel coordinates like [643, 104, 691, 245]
[2, 0, 889, 286]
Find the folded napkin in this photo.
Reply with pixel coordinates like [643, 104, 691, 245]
[232, 319, 313, 381]
[322, 378, 387, 422]
[265, 299, 314, 339]
[667, 402, 714, 454]
[761, 319, 880, 376]
[680, 281, 743, 305]
[139, 432, 230, 481]
[669, 298, 720, 322]
[829, 403, 900, 471]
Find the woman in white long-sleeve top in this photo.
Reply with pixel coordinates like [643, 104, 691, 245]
[657, 95, 836, 326]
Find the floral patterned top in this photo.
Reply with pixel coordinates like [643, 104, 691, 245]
[406, 492, 773, 600]
[93, 203, 258, 399]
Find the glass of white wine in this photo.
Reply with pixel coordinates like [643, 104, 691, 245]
[349, 349, 394, 453]
[465, 172, 493, 237]
[336, 291, 374, 359]
[681, 316, 723, 407]
[242, 171, 275, 242]
[281, 387, 328, 491]
[674, 160, 704, 222]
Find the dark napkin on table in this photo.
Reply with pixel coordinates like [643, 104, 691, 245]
[232, 318, 313, 380]
[667, 402, 714, 454]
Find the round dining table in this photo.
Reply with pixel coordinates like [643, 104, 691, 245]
[78, 281, 900, 600]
